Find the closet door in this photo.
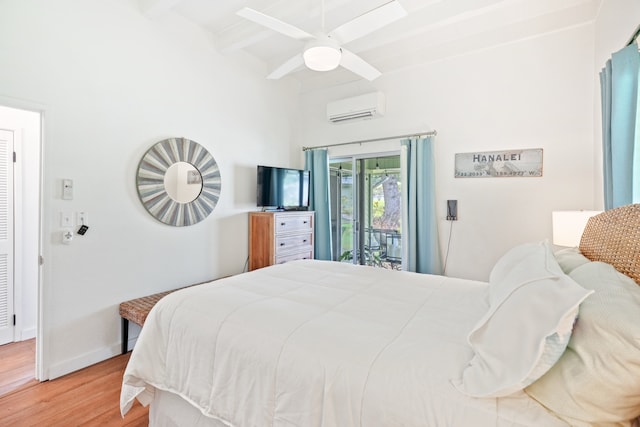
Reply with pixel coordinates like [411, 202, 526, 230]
[0, 129, 14, 345]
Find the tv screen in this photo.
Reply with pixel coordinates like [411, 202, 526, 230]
[257, 165, 310, 209]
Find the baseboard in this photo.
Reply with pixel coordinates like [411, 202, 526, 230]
[47, 342, 122, 380]
[18, 327, 36, 341]
[46, 324, 143, 379]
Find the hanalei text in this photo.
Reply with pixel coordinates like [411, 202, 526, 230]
[472, 153, 521, 162]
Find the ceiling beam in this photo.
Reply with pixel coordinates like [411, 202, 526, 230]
[363, 0, 598, 75]
[344, 0, 507, 52]
[139, 0, 183, 17]
[216, 0, 354, 53]
[298, 0, 598, 92]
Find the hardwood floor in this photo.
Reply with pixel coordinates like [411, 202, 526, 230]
[0, 341, 149, 426]
[0, 339, 37, 396]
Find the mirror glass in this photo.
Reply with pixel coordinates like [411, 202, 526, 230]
[164, 162, 202, 203]
[136, 137, 221, 226]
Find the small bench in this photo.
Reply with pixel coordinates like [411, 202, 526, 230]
[119, 280, 214, 354]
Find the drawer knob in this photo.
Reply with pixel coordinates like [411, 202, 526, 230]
[302, 239, 307, 243]
[303, 221, 308, 224]
[280, 243, 285, 246]
[281, 222, 286, 226]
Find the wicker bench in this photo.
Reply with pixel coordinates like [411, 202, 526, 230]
[119, 280, 214, 354]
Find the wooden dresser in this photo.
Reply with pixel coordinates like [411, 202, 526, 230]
[248, 211, 314, 271]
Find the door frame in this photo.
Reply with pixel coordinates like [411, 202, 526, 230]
[329, 150, 400, 266]
[0, 97, 46, 381]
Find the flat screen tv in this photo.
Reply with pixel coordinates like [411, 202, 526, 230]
[257, 165, 310, 210]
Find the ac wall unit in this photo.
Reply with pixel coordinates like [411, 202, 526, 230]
[326, 92, 386, 124]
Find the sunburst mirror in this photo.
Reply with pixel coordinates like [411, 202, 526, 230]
[136, 137, 221, 226]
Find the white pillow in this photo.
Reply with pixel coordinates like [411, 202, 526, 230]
[453, 241, 593, 397]
[526, 261, 640, 425]
[488, 241, 565, 305]
[553, 247, 590, 274]
[488, 241, 553, 284]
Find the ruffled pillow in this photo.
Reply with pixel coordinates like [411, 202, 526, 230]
[453, 241, 592, 397]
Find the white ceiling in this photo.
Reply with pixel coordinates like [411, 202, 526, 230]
[140, 0, 600, 91]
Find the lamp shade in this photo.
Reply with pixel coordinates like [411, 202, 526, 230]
[303, 36, 341, 71]
[552, 210, 602, 247]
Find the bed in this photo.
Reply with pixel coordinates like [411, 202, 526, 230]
[121, 204, 640, 426]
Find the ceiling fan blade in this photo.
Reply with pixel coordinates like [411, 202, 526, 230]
[339, 49, 381, 81]
[329, 0, 408, 45]
[237, 7, 314, 41]
[267, 53, 305, 79]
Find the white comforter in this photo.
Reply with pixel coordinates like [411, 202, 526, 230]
[121, 260, 566, 426]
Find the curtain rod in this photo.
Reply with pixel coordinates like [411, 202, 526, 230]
[302, 130, 437, 151]
[626, 23, 640, 46]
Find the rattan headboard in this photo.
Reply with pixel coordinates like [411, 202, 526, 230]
[579, 204, 640, 285]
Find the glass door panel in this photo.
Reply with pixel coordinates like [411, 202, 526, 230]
[329, 160, 354, 262]
[330, 154, 401, 269]
[365, 156, 402, 269]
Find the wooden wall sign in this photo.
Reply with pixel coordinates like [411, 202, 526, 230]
[455, 148, 543, 178]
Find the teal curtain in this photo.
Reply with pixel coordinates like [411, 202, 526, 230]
[400, 137, 442, 274]
[304, 149, 332, 260]
[600, 43, 640, 209]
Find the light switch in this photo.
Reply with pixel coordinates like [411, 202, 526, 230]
[62, 179, 73, 200]
[77, 211, 88, 226]
[60, 211, 73, 227]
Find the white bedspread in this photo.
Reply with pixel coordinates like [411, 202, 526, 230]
[121, 260, 567, 426]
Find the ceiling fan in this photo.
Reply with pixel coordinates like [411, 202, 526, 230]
[236, 0, 407, 81]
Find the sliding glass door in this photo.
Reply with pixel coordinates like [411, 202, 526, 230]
[329, 160, 353, 263]
[329, 154, 401, 269]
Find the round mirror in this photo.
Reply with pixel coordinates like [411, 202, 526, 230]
[164, 162, 202, 203]
[136, 138, 221, 226]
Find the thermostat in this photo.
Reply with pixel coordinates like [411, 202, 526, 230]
[62, 179, 73, 200]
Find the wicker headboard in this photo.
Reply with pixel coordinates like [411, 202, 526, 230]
[579, 204, 640, 285]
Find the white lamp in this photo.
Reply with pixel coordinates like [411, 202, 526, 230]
[303, 35, 342, 71]
[552, 210, 602, 247]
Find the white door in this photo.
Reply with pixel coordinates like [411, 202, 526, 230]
[0, 129, 14, 345]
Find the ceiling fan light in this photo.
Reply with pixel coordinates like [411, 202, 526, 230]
[303, 45, 342, 71]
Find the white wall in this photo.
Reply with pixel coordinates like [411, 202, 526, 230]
[1, 0, 630, 379]
[594, 0, 640, 85]
[592, 0, 640, 207]
[293, 25, 596, 281]
[0, 0, 300, 378]
[0, 105, 40, 341]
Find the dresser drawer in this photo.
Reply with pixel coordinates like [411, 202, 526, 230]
[275, 232, 313, 254]
[249, 211, 315, 271]
[274, 213, 313, 234]
[275, 250, 314, 265]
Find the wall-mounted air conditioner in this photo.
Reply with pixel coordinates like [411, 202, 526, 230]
[326, 92, 386, 124]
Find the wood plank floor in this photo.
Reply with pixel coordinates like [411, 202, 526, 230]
[0, 342, 149, 426]
[0, 339, 37, 396]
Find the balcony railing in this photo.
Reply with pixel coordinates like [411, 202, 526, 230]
[365, 228, 401, 270]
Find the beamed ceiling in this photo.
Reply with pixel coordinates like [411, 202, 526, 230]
[139, 0, 601, 91]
